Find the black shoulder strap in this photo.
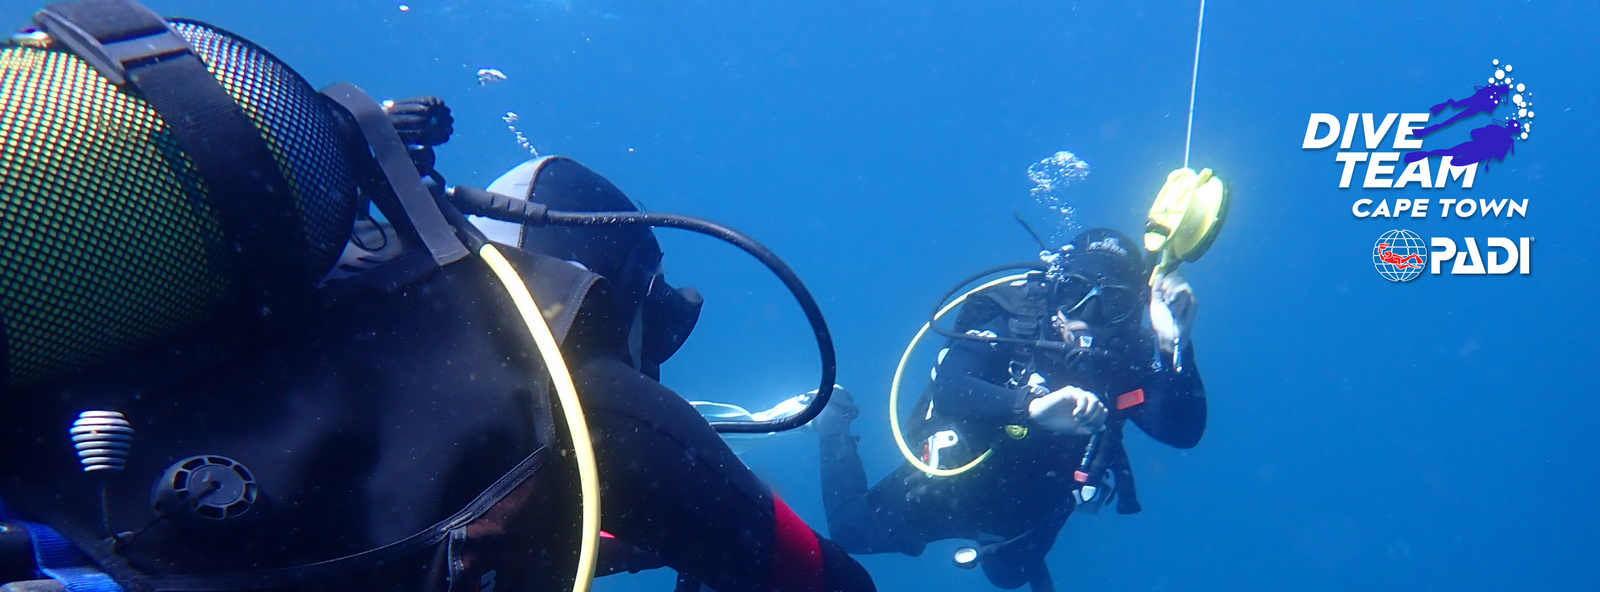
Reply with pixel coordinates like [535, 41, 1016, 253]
[320, 82, 469, 269]
[33, 0, 315, 312]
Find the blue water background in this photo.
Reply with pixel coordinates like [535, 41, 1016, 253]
[5, 0, 1596, 589]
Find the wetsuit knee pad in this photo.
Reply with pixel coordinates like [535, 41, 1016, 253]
[771, 496, 876, 592]
[770, 495, 824, 592]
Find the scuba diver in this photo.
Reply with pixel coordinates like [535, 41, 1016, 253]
[815, 228, 1208, 592]
[1414, 83, 1510, 139]
[0, 1, 872, 592]
[1402, 118, 1522, 171]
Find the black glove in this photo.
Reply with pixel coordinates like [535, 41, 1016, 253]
[385, 96, 453, 147]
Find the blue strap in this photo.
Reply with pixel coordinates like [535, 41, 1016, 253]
[20, 523, 125, 592]
[0, 500, 125, 592]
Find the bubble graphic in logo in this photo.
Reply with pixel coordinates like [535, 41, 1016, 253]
[1373, 229, 1428, 282]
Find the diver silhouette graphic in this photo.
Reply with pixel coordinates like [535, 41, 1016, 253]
[1401, 60, 1534, 173]
[1403, 119, 1521, 170]
[1414, 84, 1509, 139]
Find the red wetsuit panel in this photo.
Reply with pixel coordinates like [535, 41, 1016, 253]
[770, 495, 824, 592]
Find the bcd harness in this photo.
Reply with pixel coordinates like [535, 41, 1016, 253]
[912, 280, 1147, 517]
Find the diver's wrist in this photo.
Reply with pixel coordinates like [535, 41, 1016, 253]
[1016, 384, 1049, 421]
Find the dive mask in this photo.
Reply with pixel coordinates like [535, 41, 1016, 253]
[1051, 274, 1141, 326]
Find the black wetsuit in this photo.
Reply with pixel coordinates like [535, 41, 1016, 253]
[0, 158, 872, 592]
[511, 157, 875, 592]
[820, 285, 1205, 591]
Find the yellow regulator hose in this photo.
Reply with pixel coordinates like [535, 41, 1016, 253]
[889, 273, 1030, 477]
[478, 244, 601, 592]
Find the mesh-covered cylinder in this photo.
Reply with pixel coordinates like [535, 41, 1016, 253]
[0, 21, 359, 393]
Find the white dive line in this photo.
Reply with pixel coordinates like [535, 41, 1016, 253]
[1184, 0, 1206, 169]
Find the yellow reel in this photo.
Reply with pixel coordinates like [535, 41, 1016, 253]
[1143, 167, 1229, 280]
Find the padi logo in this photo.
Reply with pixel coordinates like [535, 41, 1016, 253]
[1372, 230, 1532, 282]
[1086, 236, 1126, 256]
[1303, 60, 1535, 219]
[1372, 230, 1427, 282]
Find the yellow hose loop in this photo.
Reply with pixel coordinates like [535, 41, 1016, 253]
[478, 244, 600, 592]
[889, 273, 1031, 477]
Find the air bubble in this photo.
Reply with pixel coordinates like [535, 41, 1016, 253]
[501, 112, 538, 156]
[1513, 93, 1523, 104]
[477, 68, 508, 86]
[1517, 83, 1525, 92]
[1521, 132, 1528, 140]
[1493, 59, 1500, 65]
[1027, 151, 1091, 242]
[1505, 64, 1512, 72]
[1495, 69, 1505, 80]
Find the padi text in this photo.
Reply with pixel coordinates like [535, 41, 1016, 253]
[1303, 113, 1478, 189]
[1430, 237, 1532, 275]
